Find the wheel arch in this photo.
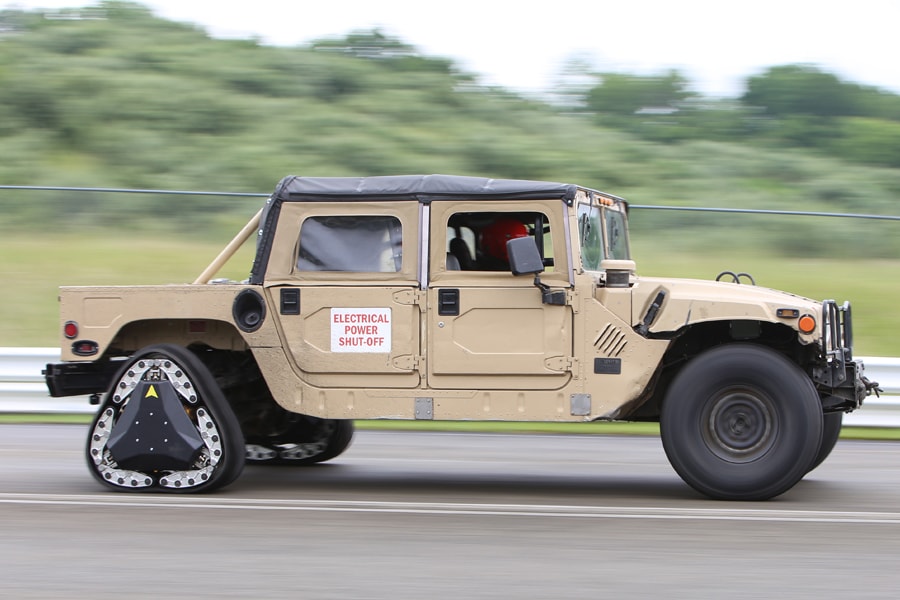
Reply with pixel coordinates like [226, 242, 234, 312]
[104, 332, 284, 442]
[102, 318, 251, 359]
[627, 319, 815, 420]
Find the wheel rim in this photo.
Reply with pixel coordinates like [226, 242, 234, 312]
[701, 386, 778, 463]
[88, 354, 225, 490]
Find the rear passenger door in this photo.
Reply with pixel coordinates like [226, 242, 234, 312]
[265, 201, 422, 389]
[427, 201, 574, 391]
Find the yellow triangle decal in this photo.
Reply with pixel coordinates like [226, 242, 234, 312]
[145, 385, 158, 399]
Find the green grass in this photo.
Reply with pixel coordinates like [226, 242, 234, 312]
[370, 421, 900, 440]
[3, 231, 900, 355]
[6, 230, 895, 437]
[633, 247, 900, 357]
[0, 231, 257, 346]
[0, 413, 93, 424]
[1, 413, 896, 440]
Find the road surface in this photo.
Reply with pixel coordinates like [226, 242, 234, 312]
[1, 425, 899, 599]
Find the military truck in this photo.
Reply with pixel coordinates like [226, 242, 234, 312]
[44, 175, 877, 500]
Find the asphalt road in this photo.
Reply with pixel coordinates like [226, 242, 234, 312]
[2, 424, 899, 599]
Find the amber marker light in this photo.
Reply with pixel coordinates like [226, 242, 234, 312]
[798, 314, 817, 334]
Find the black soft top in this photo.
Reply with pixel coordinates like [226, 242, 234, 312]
[272, 174, 580, 204]
[251, 174, 617, 284]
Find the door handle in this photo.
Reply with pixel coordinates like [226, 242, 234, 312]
[438, 289, 459, 316]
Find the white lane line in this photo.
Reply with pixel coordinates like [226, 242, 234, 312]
[2, 493, 900, 524]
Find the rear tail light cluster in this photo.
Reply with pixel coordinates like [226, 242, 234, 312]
[63, 321, 98, 356]
[72, 340, 99, 356]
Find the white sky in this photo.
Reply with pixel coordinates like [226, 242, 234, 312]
[5, 0, 900, 97]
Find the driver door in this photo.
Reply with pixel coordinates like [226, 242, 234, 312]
[426, 201, 574, 391]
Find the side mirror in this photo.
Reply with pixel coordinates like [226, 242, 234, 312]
[507, 237, 544, 276]
[507, 237, 566, 306]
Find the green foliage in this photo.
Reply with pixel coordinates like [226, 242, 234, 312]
[829, 117, 900, 168]
[585, 71, 695, 116]
[564, 62, 900, 170]
[5, 228, 900, 357]
[0, 1, 898, 356]
[0, 2, 898, 259]
[743, 65, 863, 117]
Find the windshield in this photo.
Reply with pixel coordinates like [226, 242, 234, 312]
[577, 202, 630, 271]
[606, 208, 629, 260]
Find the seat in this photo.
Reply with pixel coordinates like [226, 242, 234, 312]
[449, 237, 474, 270]
[446, 253, 461, 271]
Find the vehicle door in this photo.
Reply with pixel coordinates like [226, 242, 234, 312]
[264, 201, 422, 389]
[427, 200, 574, 390]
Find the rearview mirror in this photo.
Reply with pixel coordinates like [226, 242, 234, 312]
[507, 237, 544, 276]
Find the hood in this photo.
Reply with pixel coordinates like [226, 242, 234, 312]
[632, 276, 823, 344]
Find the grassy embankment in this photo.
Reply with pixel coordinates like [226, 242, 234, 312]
[1, 413, 896, 440]
[4, 230, 900, 356]
[2, 231, 897, 439]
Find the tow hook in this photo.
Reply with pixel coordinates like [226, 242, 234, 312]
[863, 375, 882, 398]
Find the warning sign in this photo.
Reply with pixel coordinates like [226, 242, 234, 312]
[330, 307, 392, 353]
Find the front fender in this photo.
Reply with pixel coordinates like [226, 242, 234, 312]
[631, 276, 822, 345]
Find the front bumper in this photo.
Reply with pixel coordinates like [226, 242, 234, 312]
[813, 300, 879, 411]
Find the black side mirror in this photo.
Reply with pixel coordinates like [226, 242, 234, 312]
[507, 237, 544, 276]
[507, 237, 566, 305]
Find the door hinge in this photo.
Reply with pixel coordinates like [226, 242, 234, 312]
[392, 354, 423, 371]
[393, 289, 426, 309]
[567, 289, 580, 313]
[545, 355, 578, 373]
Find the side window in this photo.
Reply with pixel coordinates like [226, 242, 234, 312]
[577, 203, 631, 270]
[446, 211, 552, 272]
[297, 215, 402, 272]
[577, 204, 603, 271]
[605, 209, 629, 260]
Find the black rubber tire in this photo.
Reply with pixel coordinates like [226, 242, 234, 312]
[807, 411, 843, 474]
[660, 344, 823, 501]
[86, 344, 245, 493]
[309, 419, 354, 464]
[246, 418, 354, 466]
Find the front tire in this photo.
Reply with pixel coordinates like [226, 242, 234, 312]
[660, 344, 823, 501]
[807, 411, 843, 474]
[86, 344, 245, 493]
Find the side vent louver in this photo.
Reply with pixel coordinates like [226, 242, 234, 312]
[594, 324, 627, 357]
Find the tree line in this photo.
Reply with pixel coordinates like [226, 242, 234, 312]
[578, 65, 900, 168]
[0, 1, 898, 258]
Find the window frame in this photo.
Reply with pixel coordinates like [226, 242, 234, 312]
[294, 214, 404, 274]
[263, 201, 419, 285]
[429, 200, 572, 286]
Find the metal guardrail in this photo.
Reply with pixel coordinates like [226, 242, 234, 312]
[2, 347, 899, 427]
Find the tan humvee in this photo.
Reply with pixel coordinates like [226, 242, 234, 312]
[44, 175, 876, 499]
